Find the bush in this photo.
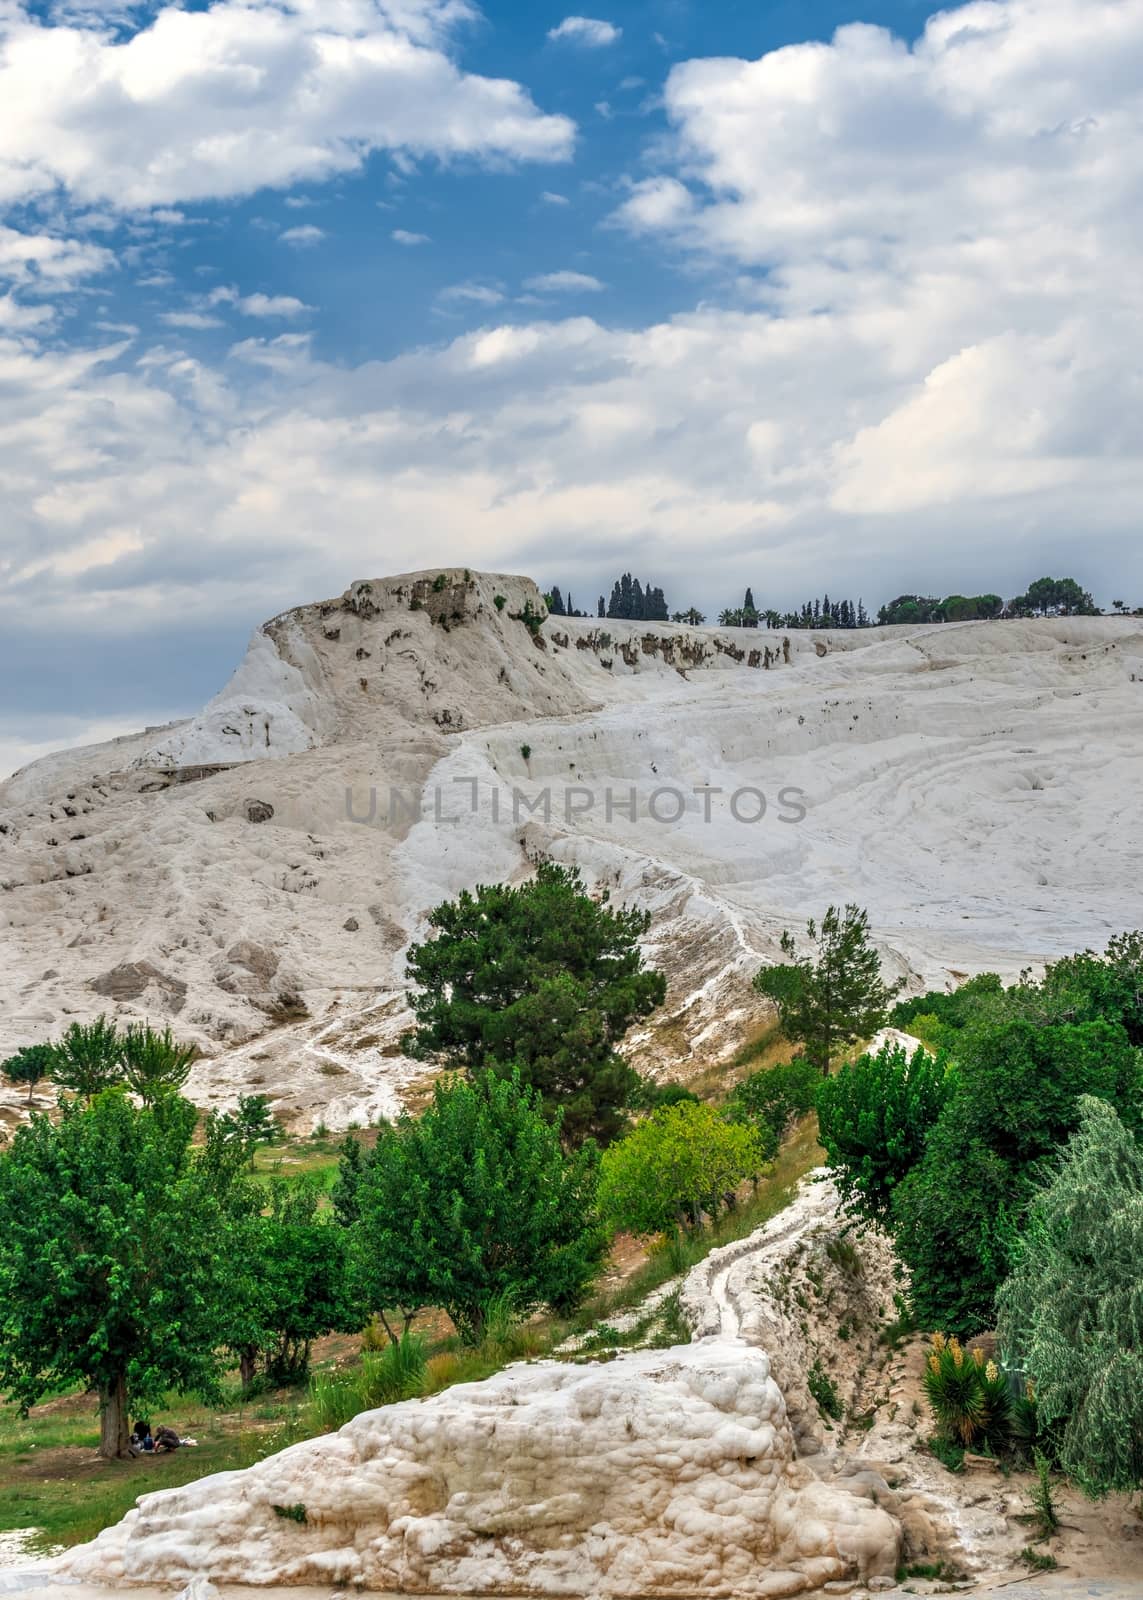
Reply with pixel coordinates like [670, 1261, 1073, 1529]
[727, 1057, 817, 1159]
[598, 1102, 765, 1237]
[922, 1333, 1012, 1449]
[808, 1360, 842, 1420]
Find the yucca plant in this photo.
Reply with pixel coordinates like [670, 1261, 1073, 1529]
[923, 1333, 1012, 1448]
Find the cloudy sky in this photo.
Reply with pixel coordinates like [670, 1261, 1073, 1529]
[1, 0, 1141, 777]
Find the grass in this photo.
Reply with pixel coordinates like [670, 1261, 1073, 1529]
[0, 1391, 308, 1552]
[1020, 1545, 1059, 1571]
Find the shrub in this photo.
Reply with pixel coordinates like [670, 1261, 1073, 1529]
[520, 743, 532, 761]
[923, 1333, 1011, 1449]
[808, 1360, 842, 1420]
[598, 1102, 765, 1236]
[727, 1057, 818, 1159]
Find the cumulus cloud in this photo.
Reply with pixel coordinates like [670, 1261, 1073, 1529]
[0, 225, 114, 285]
[280, 225, 326, 248]
[392, 229, 431, 245]
[0, 0, 1140, 707]
[0, 0, 574, 209]
[524, 270, 605, 293]
[547, 16, 621, 47]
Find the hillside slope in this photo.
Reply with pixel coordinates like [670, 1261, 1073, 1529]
[3, 569, 1141, 1128]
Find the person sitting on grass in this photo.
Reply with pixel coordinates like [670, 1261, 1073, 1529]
[129, 1420, 154, 1454]
[152, 1425, 182, 1454]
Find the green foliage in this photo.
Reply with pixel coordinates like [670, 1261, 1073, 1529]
[891, 1018, 1143, 1330]
[997, 1097, 1143, 1496]
[0, 1090, 244, 1456]
[272, 1503, 308, 1523]
[597, 1102, 766, 1237]
[808, 1359, 842, 1420]
[1008, 575, 1099, 617]
[816, 1042, 953, 1223]
[1, 1044, 53, 1106]
[520, 742, 532, 761]
[228, 1176, 352, 1388]
[493, 593, 507, 611]
[754, 904, 901, 1074]
[403, 862, 666, 1145]
[922, 1333, 1012, 1449]
[47, 1017, 122, 1099]
[431, 573, 448, 592]
[1028, 1451, 1060, 1535]
[1020, 1546, 1058, 1572]
[726, 1056, 818, 1159]
[352, 1072, 604, 1343]
[631, 1078, 700, 1111]
[118, 1024, 196, 1101]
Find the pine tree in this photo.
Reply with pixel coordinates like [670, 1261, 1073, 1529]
[753, 904, 902, 1075]
[598, 596, 605, 618]
[549, 586, 566, 616]
[858, 599, 868, 627]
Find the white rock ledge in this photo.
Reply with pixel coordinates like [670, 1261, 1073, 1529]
[57, 1343, 897, 1595]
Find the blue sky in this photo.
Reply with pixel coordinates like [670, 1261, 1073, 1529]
[1, 0, 1141, 775]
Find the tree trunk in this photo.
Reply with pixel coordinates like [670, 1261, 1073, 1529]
[239, 1347, 258, 1391]
[99, 1373, 130, 1459]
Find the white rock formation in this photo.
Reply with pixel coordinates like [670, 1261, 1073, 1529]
[3, 568, 1142, 1127]
[57, 1340, 898, 1596]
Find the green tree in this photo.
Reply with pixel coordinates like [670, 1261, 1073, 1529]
[229, 1177, 351, 1388]
[597, 1102, 766, 1237]
[0, 1090, 242, 1456]
[352, 1073, 604, 1343]
[754, 904, 901, 1074]
[119, 1024, 196, 1102]
[997, 1098, 1143, 1496]
[213, 1093, 281, 1165]
[1, 1044, 53, 1108]
[816, 1042, 955, 1223]
[892, 1019, 1143, 1330]
[403, 863, 666, 1145]
[726, 1056, 819, 1160]
[48, 1016, 123, 1099]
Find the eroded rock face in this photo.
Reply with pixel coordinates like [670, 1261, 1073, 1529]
[58, 1343, 898, 1595]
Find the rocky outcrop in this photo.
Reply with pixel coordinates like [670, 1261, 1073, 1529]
[58, 1341, 898, 1595]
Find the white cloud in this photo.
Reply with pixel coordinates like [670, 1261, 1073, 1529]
[439, 282, 505, 306]
[0, 0, 1141, 661]
[159, 310, 224, 329]
[280, 225, 326, 248]
[548, 16, 621, 47]
[392, 229, 431, 246]
[540, 191, 569, 206]
[524, 270, 606, 293]
[0, 295, 54, 330]
[0, 0, 574, 210]
[236, 292, 312, 318]
[0, 225, 114, 285]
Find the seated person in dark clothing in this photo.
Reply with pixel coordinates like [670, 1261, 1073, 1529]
[153, 1425, 182, 1454]
[130, 1420, 154, 1453]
